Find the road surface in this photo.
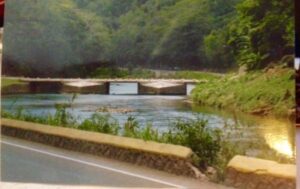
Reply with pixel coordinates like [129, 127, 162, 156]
[1, 136, 232, 189]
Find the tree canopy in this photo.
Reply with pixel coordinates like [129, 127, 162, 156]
[2, 0, 294, 77]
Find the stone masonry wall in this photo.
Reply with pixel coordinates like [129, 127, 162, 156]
[1, 125, 203, 179]
[225, 155, 296, 189]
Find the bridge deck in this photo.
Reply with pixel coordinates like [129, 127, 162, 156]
[17, 78, 200, 84]
[2, 77, 202, 95]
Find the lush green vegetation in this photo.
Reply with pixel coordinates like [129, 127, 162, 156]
[3, 0, 293, 77]
[170, 71, 221, 81]
[89, 67, 221, 80]
[1, 78, 26, 88]
[90, 67, 156, 79]
[192, 66, 294, 117]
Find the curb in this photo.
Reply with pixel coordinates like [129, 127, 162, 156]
[1, 118, 203, 178]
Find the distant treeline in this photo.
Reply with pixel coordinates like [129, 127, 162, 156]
[3, 0, 294, 77]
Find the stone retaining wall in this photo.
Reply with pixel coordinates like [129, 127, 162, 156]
[225, 155, 296, 189]
[1, 118, 204, 179]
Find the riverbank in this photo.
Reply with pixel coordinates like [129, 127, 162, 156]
[191, 66, 294, 118]
[1, 106, 240, 182]
[90, 67, 222, 80]
[1, 77, 26, 88]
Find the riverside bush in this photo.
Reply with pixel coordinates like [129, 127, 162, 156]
[78, 114, 120, 135]
[162, 119, 221, 169]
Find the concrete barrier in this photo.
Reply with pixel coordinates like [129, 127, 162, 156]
[1, 118, 203, 178]
[225, 155, 296, 189]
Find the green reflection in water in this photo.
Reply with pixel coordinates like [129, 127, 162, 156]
[190, 103, 295, 163]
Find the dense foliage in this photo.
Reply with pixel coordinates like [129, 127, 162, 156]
[3, 0, 294, 77]
[192, 66, 295, 116]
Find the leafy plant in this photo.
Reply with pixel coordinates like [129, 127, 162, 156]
[78, 114, 120, 135]
[163, 118, 221, 169]
[123, 116, 140, 137]
[138, 123, 160, 141]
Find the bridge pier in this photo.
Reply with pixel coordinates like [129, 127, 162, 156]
[105, 82, 110, 94]
[61, 82, 108, 94]
[29, 81, 63, 93]
[138, 82, 187, 95]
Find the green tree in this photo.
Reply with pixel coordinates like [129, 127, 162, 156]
[227, 0, 294, 69]
[2, 0, 295, 76]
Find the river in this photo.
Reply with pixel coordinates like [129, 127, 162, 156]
[1, 83, 295, 163]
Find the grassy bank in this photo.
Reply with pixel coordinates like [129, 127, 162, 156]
[1, 78, 27, 88]
[90, 67, 156, 78]
[90, 67, 222, 80]
[170, 71, 221, 81]
[191, 67, 294, 117]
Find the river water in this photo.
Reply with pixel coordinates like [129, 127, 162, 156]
[1, 83, 295, 162]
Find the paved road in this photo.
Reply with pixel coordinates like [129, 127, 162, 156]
[1, 136, 232, 189]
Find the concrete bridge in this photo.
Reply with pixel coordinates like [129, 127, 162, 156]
[6, 78, 202, 95]
[19, 78, 198, 83]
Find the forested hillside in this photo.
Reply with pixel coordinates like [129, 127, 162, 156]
[3, 0, 294, 77]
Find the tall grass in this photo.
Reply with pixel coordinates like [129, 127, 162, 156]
[78, 114, 120, 134]
[192, 67, 294, 117]
[170, 71, 221, 81]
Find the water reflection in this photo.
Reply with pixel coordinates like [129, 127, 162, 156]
[191, 104, 295, 161]
[259, 118, 295, 158]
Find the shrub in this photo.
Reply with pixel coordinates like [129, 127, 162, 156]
[78, 114, 120, 135]
[123, 116, 140, 137]
[162, 119, 221, 169]
[137, 123, 160, 141]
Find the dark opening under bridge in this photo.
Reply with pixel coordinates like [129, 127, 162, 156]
[4, 78, 203, 95]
